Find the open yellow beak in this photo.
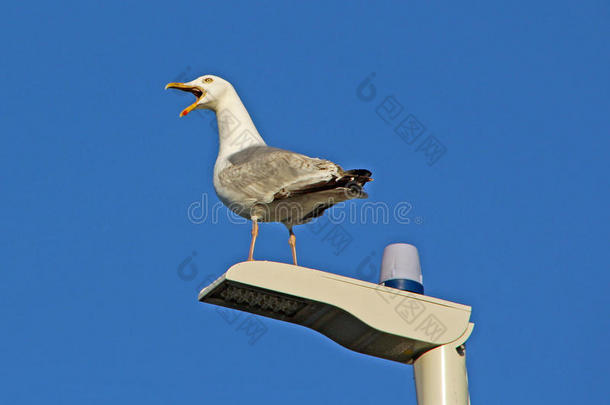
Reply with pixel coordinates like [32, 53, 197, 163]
[165, 82, 206, 117]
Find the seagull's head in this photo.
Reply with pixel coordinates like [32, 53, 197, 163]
[165, 75, 231, 117]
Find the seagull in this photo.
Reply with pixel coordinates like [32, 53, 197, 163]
[165, 75, 372, 265]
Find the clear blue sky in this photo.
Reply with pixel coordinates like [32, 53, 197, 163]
[1, 1, 608, 403]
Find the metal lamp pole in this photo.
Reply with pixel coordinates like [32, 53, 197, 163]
[198, 243, 473, 405]
[414, 340, 470, 405]
[379, 243, 471, 405]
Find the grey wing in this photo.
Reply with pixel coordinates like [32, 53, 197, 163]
[218, 146, 342, 203]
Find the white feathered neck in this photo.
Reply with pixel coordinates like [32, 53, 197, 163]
[213, 86, 266, 160]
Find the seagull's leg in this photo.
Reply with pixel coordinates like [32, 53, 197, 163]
[288, 227, 298, 266]
[248, 219, 258, 261]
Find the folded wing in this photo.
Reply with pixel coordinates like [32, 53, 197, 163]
[218, 146, 370, 204]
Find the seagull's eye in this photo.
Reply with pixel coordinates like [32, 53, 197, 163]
[203, 78, 213, 83]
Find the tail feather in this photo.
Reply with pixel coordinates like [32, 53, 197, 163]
[339, 168, 372, 199]
[345, 169, 372, 178]
[343, 169, 373, 186]
[276, 168, 372, 199]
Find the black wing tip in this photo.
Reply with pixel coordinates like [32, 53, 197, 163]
[345, 169, 373, 184]
[345, 169, 372, 177]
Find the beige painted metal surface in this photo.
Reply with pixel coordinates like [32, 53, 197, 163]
[414, 323, 473, 405]
[199, 261, 473, 364]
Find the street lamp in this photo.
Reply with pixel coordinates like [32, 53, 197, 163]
[198, 244, 473, 405]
